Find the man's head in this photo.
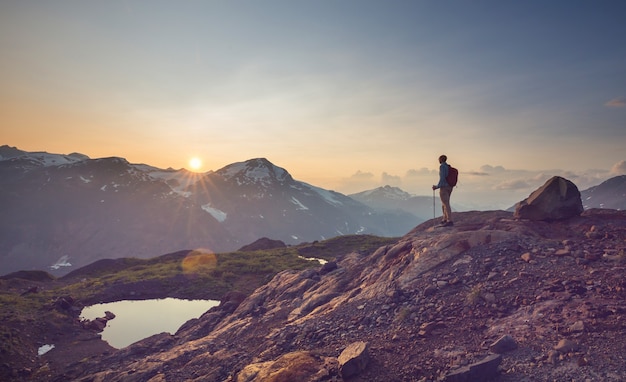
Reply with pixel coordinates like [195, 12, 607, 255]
[439, 155, 447, 163]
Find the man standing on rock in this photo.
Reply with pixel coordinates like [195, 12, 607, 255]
[432, 155, 453, 227]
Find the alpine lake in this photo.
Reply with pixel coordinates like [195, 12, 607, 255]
[80, 298, 220, 348]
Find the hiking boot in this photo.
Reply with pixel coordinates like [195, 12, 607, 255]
[444, 221, 454, 227]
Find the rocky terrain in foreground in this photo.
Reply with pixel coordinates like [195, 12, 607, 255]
[2, 206, 623, 381]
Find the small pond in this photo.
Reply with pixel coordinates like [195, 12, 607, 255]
[80, 298, 219, 348]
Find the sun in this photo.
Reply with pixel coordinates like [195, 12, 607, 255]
[188, 157, 203, 171]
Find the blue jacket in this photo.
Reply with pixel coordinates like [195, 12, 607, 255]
[436, 162, 450, 189]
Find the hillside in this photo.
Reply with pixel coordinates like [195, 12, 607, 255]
[0, 235, 397, 381]
[1, 209, 625, 381]
[581, 175, 626, 210]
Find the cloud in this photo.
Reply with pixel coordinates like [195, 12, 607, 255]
[350, 170, 374, 180]
[494, 179, 530, 191]
[336, 170, 380, 194]
[530, 173, 553, 183]
[381, 172, 402, 185]
[559, 171, 579, 179]
[480, 164, 506, 173]
[405, 168, 433, 177]
[338, 162, 617, 208]
[611, 160, 626, 175]
[605, 97, 626, 108]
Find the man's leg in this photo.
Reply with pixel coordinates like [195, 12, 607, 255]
[440, 187, 452, 223]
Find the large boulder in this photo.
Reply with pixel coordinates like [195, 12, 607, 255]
[514, 176, 583, 221]
[338, 341, 370, 378]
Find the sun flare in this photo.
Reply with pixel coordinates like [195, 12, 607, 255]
[189, 157, 202, 171]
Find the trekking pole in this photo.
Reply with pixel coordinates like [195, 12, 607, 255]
[432, 188, 436, 226]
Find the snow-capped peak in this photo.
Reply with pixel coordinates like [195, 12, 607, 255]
[353, 185, 412, 200]
[217, 158, 293, 186]
[0, 146, 90, 169]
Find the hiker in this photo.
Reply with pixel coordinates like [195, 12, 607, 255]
[432, 154, 454, 226]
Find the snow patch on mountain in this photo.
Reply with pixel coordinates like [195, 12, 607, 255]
[7, 150, 90, 168]
[201, 204, 227, 222]
[291, 197, 308, 210]
[38, 344, 55, 356]
[50, 255, 72, 270]
[0, 145, 25, 159]
[301, 183, 344, 206]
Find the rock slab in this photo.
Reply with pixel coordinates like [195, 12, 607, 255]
[444, 353, 502, 382]
[490, 334, 518, 354]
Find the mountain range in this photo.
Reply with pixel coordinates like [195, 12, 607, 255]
[1, 145, 624, 276]
[349, 185, 444, 222]
[0, 146, 417, 275]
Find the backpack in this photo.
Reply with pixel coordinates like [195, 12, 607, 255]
[446, 165, 458, 187]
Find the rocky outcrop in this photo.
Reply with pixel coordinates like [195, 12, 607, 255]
[18, 209, 626, 382]
[514, 176, 583, 220]
[236, 351, 337, 382]
[81, 311, 116, 332]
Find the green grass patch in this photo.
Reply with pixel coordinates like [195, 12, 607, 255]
[51, 234, 397, 302]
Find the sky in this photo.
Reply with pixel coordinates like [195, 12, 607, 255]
[1, 1, 625, 209]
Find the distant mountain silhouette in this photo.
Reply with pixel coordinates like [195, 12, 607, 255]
[350, 185, 440, 222]
[580, 175, 626, 210]
[0, 147, 411, 275]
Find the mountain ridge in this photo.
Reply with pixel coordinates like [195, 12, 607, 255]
[2, 146, 624, 277]
[350, 185, 438, 222]
[0, 146, 415, 275]
[581, 175, 626, 210]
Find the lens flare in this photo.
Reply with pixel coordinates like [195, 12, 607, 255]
[182, 249, 217, 274]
